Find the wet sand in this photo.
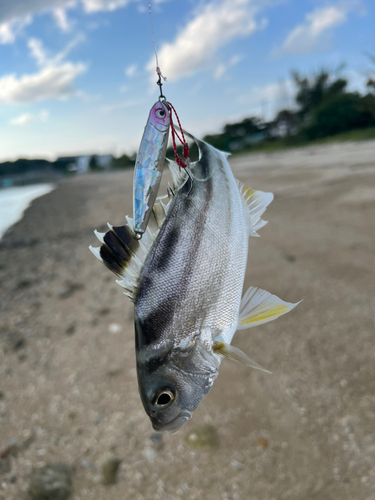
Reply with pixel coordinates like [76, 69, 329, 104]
[1, 140, 375, 500]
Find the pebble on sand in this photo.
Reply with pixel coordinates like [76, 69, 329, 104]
[257, 438, 269, 450]
[108, 323, 121, 335]
[185, 425, 220, 449]
[25, 463, 72, 500]
[101, 458, 122, 486]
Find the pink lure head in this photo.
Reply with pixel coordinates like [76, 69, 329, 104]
[149, 101, 170, 132]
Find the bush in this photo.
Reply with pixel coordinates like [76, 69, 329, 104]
[301, 93, 375, 140]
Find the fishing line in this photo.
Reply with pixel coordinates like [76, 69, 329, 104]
[147, 0, 190, 169]
[147, 0, 166, 87]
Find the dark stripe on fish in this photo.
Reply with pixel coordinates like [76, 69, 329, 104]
[136, 295, 178, 347]
[155, 227, 179, 271]
[134, 321, 172, 373]
[135, 144, 215, 347]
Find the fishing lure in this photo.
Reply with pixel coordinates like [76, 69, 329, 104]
[133, 82, 190, 238]
[133, 99, 170, 238]
[133, 1, 190, 239]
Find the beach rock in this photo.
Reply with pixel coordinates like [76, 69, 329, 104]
[65, 324, 76, 336]
[16, 279, 33, 290]
[20, 430, 35, 451]
[150, 433, 164, 452]
[0, 236, 38, 249]
[58, 282, 84, 299]
[25, 463, 72, 500]
[101, 458, 122, 486]
[285, 254, 297, 263]
[257, 438, 269, 450]
[230, 460, 244, 470]
[98, 307, 111, 316]
[7, 331, 26, 351]
[106, 368, 122, 378]
[185, 425, 220, 450]
[0, 456, 12, 475]
[108, 323, 121, 334]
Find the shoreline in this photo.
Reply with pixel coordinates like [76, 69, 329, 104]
[0, 183, 55, 240]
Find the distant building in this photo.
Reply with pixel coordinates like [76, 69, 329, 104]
[55, 154, 113, 173]
[96, 155, 113, 169]
[55, 156, 90, 173]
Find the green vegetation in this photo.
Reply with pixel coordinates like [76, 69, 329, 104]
[0, 159, 54, 177]
[203, 68, 375, 155]
[112, 153, 135, 169]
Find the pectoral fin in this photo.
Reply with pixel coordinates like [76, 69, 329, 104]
[89, 200, 172, 303]
[238, 286, 301, 330]
[213, 341, 271, 373]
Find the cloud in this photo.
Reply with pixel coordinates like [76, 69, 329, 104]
[0, 0, 138, 42]
[53, 8, 71, 31]
[10, 113, 34, 126]
[0, 37, 86, 104]
[0, 64, 86, 103]
[147, 0, 263, 82]
[124, 64, 138, 78]
[81, 0, 135, 13]
[10, 110, 50, 126]
[214, 55, 243, 80]
[0, 17, 31, 44]
[28, 38, 47, 66]
[275, 1, 366, 56]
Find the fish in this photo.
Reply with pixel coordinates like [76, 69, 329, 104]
[90, 132, 300, 433]
[133, 100, 170, 238]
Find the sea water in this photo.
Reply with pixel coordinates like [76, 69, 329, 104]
[0, 184, 55, 240]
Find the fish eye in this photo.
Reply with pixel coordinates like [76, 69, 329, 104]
[155, 108, 166, 119]
[152, 388, 175, 408]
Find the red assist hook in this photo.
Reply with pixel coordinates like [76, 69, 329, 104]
[167, 101, 190, 169]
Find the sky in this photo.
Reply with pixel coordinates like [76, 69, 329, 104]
[0, 0, 374, 161]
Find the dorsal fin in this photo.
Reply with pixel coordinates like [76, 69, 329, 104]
[235, 179, 274, 237]
[89, 200, 169, 302]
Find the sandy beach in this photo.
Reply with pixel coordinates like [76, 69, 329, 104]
[1, 140, 375, 500]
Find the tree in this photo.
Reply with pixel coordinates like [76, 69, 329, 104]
[113, 154, 134, 169]
[89, 155, 99, 170]
[292, 69, 347, 119]
[302, 93, 375, 140]
[272, 109, 299, 136]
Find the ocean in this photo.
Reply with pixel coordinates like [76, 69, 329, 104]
[0, 184, 55, 240]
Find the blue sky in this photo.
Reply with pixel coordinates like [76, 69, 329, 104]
[0, 0, 374, 161]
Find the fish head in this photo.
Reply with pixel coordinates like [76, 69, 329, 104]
[149, 101, 170, 133]
[136, 328, 220, 433]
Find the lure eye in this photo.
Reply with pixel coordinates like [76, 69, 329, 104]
[155, 108, 166, 119]
[152, 388, 175, 408]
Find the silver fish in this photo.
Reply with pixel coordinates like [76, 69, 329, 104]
[90, 133, 300, 433]
[133, 100, 170, 239]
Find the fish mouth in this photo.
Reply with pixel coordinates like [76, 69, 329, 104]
[152, 411, 192, 434]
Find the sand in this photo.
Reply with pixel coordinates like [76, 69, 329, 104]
[1, 140, 375, 500]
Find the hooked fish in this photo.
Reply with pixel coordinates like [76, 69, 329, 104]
[90, 133, 300, 433]
[133, 100, 170, 238]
